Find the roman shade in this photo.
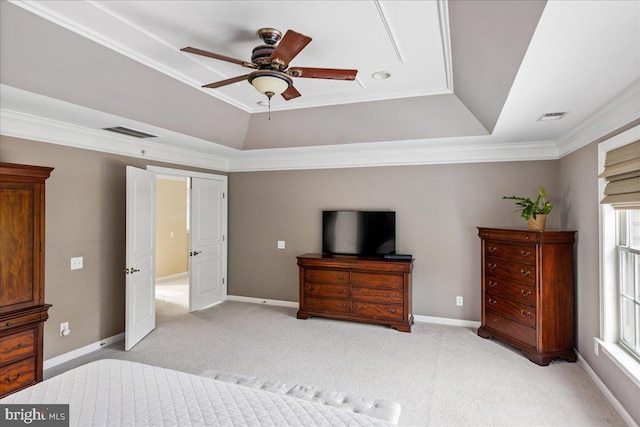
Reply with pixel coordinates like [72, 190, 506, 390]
[599, 140, 640, 208]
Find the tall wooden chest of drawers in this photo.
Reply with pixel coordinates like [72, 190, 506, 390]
[477, 227, 576, 365]
[1, 163, 53, 397]
[297, 254, 413, 332]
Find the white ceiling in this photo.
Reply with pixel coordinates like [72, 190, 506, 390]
[1, 0, 639, 167]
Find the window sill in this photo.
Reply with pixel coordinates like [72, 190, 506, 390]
[595, 338, 640, 388]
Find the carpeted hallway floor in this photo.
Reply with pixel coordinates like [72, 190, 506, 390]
[45, 278, 625, 426]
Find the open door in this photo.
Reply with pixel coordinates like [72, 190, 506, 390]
[125, 166, 156, 350]
[189, 177, 226, 311]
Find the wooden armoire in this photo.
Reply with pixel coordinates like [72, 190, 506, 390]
[0, 162, 53, 397]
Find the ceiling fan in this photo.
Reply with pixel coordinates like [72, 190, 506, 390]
[181, 28, 358, 104]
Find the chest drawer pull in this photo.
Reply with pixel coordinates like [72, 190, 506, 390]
[388, 308, 398, 314]
[5, 372, 22, 383]
[5, 322, 12, 327]
[521, 289, 531, 296]
[488, 246, 497, 253]
[520, 309, 531, 317]
[520, 250, 531, 257]
[337, 275, 345, 280]
[488, 298, 497, 305]
[520, 270, 531, 277]
[488, 264, 497, 270]
[488, 281, 498, 287]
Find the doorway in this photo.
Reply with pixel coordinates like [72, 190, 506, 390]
[155, 175, 190, 318]
[125, 165, 228, 350]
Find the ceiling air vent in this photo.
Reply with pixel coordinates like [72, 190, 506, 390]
[538, 112, 568, 121]
[103, 126, 158, 138]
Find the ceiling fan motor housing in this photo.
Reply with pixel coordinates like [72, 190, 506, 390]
[251, 45, 276, 67]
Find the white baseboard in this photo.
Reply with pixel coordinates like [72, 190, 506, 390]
[413, 314, 481, 328]
[43, 333, 124, 371]
[226, 295, 481, 327]
[155, 271, 189, 283]
[576, 351, 638, 427]
[227, 295, 299, 308]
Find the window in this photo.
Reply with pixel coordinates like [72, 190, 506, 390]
[617, 209, 640, 358]
[598, 125, 640, 384]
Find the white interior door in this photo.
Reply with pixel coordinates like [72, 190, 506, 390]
[190, 177, 225, 311]
[125, 166, 156, 350]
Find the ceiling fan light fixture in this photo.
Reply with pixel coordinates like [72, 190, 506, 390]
[248, 70, 292, 97]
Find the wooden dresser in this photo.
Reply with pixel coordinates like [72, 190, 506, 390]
[477, 227, 576, 365]
[0, 163, 53, 397]
[297, 254, 413, 332]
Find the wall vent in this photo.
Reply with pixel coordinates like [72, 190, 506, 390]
[538, 112, 568, 121]
[103, 126, 158, 138]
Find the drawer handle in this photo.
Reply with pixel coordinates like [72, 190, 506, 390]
[309, 286, 316, 292]
[521, 289, 531, 296]
[488, 281, 498, 287]
[488, 298, 497, 305]
[520, 270, 531, 277]
[388, 308, 398, 314]
[5, 322, 12, 327]
[16, 342, 22, 348]
[488, 264, 497, 270]
[488, 246, 497, 253]
[337, 289, 345, 294]
[520, 309, 531, 317]
[337, 275, 345, 280]
[354, 264, 360, 268]
[394, 266, 400, 271]
[308, 273, 315, 278]
[520, 250, 531, 257]
[5, 372, 22, 383]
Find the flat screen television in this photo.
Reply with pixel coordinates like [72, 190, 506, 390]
[322, 210, 396, 256]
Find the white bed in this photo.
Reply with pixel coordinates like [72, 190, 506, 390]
[1, 359, 398, 426]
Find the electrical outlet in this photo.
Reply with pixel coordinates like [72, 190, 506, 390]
[594, 337, 599, 356]
[456, 296, 463, 306]
[70, 256, 83, 270]
[277, 240, 285, 249]
[60, 322, 70, 337]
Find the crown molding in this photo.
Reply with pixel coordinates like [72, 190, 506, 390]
[227, 138, 558, 172]
[1, 107, 560, 172]
[556, 79, 640, 157]
[0, 109, 230, 171]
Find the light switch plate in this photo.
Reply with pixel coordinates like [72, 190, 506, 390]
[277, 241, 285, 249]
[70, 256, 83, 270]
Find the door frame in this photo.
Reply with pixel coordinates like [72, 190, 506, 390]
[147, 166, 228, 303]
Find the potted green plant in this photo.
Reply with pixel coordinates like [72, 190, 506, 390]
[503, 187, 553, 230]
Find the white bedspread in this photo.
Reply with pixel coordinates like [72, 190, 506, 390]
[1, 359, 389, 427]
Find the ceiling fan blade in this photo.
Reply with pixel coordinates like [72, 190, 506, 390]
[181, 47, 256, 68]
[202, 74, 250, 89]
[281, 85, 302, 101]
[269, 30, 312, 69]
[287, 67, 357, 80]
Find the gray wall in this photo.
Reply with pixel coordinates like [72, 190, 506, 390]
[559, 140, 640, 424]
[0, 135, 222, 359]
[228, 161, 560, 319]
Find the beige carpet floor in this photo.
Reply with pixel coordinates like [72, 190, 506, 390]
[45, 279, 625, 426]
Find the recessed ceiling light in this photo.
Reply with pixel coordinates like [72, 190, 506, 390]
[371, 71, 391, 80]
[538, 112, 568, 121]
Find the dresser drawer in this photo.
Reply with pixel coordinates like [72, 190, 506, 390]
[0, 328, 35, 365]
[0, 312, 42, 332]
[304, 297, 349, 314]
[0, 357, 35, 395]
[485, 293, 536, 327]
[485, 310, 536, 347]
[485, 276, 536, 306]
[352, 302, 403, 321]
[485, 260, 535, 285]
[352, 287, 403, 304]
[484, 242, 535, 265]
[351, 260, 410, 273]
[351, 273, 403, 289]
[304, 269, 348, 284]
[304, 283, 348, 298]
